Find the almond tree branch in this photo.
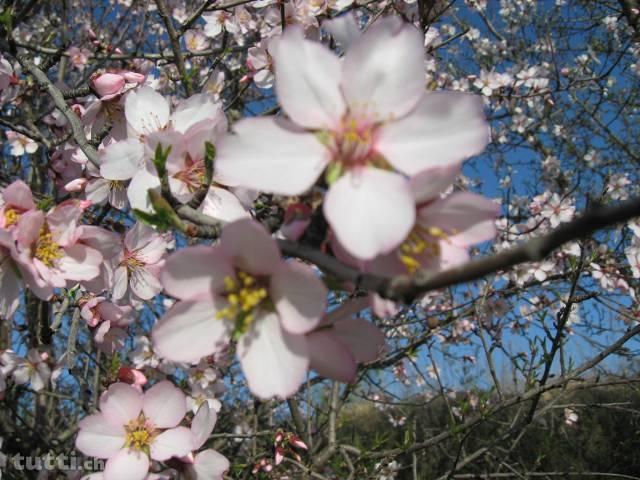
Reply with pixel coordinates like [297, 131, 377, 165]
[279, 196, 640, 303]
[16, 55, 100, 166]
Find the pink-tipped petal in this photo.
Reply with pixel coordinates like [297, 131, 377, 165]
[270, 261, 327, 335]
[238, 312, 309, 399]
[324, 168, 415, 260]
[377, 92, 490, 175]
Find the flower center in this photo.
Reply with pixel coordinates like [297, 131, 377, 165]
[319, 114, 392, 184]
[125, 416, 156, 452]
[399, 226, 449, 274]
[34, 228, 63, 267]
[122, 254, 145, 271]
[173, 155, 206, 193]
[217, 271, 269, 338]
[108, 180, 126, 191]
[4, 207, 20, 227]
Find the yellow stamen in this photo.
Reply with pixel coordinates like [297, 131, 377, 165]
[125, 416, 156, 452]
[4, 208, 20, 227]
[216, 271, 269, 336]
[399, 226, 446, 274]
[34, 229, 63, 267]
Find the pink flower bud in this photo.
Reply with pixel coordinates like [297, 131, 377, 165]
[123, 71, 146, 84]
[274, 431, 284, 445]
[118, 366, 148, 386]
[290, 435, 308, 450]
[274, 447, 284, 466]
[64, 178, 88, 192]
[90, 73, 125, 100]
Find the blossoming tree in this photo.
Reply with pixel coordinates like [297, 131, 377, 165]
[1, 0, 640, 478]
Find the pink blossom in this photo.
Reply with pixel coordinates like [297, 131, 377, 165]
[330, 165, 499, 276]
[246, 39, 274, 89]
[68, 46, 91, 70]
[0, 179, 35, 229]
[3, 349, 51, 391]
[184, 29, 209, 52]
[75, 381, 195, 480]
[80, 295, 134, 332]
[152, 219, 327, 399]
[5, 130, 38, 156]
[11, 205, 103, 294]
[216, 18, 488, 260]
[99, 87, 228, 212]
[112, 222, 167, 302]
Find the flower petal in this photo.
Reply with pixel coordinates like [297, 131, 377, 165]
[333, 318, 385, 363]
[192, 403, 217, 450]
[220, 219, 281, 276]
[271, 25, 346, 129]
[104, 448, 149, 480]
[238, 312, 309, 399]
[126, 164, 161, 213]
[418, 192, 499, 246]
[307, 330, 357, 383]
[99, 383, 143, 426]
[376, 92, 489, 175]
[125, 86, 170, 136]
[342, 16, 424, 121]
[324, 168, 415, 260]
[215, 117, 329, 195]
[270, 261, 327, 335]
[99, 139, 145, 181]
[150, 426, 194, 461]
[152, 299, 232, 364]
[190, 449, 230, 480]
[58, 244, 102, 282]
[143, 380, 187, 429]
[130, 266, 163, 300]
[409, 164, 461, 204]
[161, 245, 234, 301]
[75, 414, 126, 459]
[200, 187, 250, 224]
